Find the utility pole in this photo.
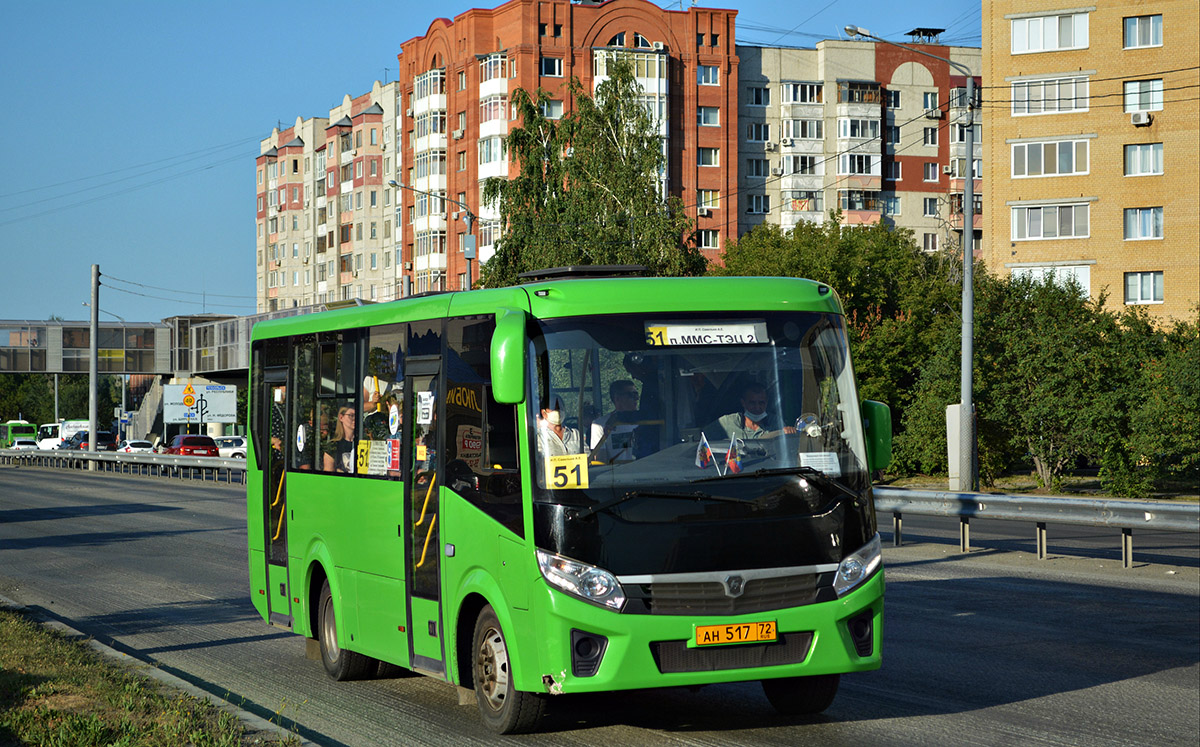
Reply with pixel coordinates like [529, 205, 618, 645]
[88, 265, 99, 463]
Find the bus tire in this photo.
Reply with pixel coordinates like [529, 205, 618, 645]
[472, 605, 545, 734]
[317, 580, 372, 681]
[761, 674, 840, 715]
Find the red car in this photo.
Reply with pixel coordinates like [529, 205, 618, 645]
[165, 435, 220, 457]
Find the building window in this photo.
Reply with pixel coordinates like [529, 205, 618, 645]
[697, 229, 719, 249]
[784, 190, 823, 212]
[698, 147, 719, 167]
[923, 233, 938, 251]
[839, 119, 880, 140]
[786, 119, 823, 139]
[747, 194, 771, 214]
[478, 137, 505, 165]
[882, 195, 901, 216]
[748, 86, 770, 105]
[746, 122, 770, 142]
[839, 190, 880, 211]
[838, 153, 879, 176]
[923, 197, 939, 217]
[1011, 12, 1089, 53]
[784, 155, 821, 175]
[1124, 207, 1163, 240]
[698, 106, 720, 126]
[747, 158, 769, 178]
[782, 83, 822, 103]
[1012, 140, 1089, 177]
[541, 99, 564, 119]
[1124, 80, 1163, 112]
[838, 81, 881, 104]
[950, 123, 982, 143]
[540, 57, 562, 77]
[1124, 143, 1163, 176]
[885, 162, 901, 181]
[1011, 76, 1089, 115]
[885, 125, 901, 145]
[698, 65, 719, 86]
[697, 190, 720, 209]
[1012, 265, 1091, 295]
[1124, 271, 1163, 304]
[480, 94, 508, 123]
[923, 127, 938, 146]
[1124, 15, 1162, 49]
[924, 163, 939, 182]
[1011, 203, 1090, 240]
[923, 91, 939, 111]
[884, 89, 901, 108]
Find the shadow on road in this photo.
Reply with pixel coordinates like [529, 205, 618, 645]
[0, 502, 181, 525]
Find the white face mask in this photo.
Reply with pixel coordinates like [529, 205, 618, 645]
[745, 409, 768, 423]
[545, 410, 563, 426]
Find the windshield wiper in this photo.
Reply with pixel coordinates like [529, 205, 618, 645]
[691, 465, 867, 508]
[569, 489, 746, 520]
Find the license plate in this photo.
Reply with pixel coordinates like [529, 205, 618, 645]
[695, 620, 777, 646]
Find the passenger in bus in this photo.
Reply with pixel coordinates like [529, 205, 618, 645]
[536, 396, 584, 458]
[589, 380, 640, 462]
[714, 382, 797, 440]
[360, 375, 397, 441]
[322, 406, 356, 473]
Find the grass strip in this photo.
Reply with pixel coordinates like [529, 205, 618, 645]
[0, 608, 296, 746]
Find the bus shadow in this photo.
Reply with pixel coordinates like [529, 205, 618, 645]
[0, 502, 181, 525]
[530, 574, 1200, 734]
[0, 526, 222, 552]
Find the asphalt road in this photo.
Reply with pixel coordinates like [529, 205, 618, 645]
[1, 465, 1197, 745]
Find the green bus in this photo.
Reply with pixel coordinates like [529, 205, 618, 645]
[1, 420, 37, 448]
[247, 270, 891, 733]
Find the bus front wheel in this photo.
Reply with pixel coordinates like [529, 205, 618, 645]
[317, 580, 372, 681]
[761, 674, 840, 715]
[472, 605, 545, 734]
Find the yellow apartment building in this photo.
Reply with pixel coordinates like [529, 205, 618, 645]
[982, 0, 1198, 322]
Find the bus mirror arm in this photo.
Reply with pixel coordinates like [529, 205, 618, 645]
[491, 308, 528, 405]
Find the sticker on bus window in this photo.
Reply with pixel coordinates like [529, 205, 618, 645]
[545, 453, 589, 489]
[417, 391, 435, 425]
[798, 451, 842, 477]
[645, 321, 768, 347]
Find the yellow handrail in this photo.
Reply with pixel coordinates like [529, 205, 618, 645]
[415, 514, 437, 568]
[414, 473, 437, 527]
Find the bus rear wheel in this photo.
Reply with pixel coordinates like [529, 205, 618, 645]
[472, 605, 545, 734]
[317, 580, 372, 681]
[761, 674, 840, 715]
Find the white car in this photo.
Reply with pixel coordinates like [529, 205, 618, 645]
[118, 439, 155, 454]
[215, 436, 247, 459]
[10, 438, 38, 451]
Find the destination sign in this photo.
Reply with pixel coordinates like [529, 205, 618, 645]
[645, 321, 768, 347]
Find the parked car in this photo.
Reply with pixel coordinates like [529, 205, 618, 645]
[64, 430, 117, 451]
[214, 436, 247, 459]
[10, 438, 38, 450]
[165, 435, 219, 457]
[117, 439, 155, 454]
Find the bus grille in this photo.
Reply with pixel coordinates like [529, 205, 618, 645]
[650, 632, 813, 673]
[634, 572, 833, 615]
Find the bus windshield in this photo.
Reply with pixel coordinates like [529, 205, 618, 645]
[528, 311, 874, 575]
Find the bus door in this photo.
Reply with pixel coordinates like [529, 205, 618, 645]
[403, 357, 445, 675]
[262, 368, 292, 627]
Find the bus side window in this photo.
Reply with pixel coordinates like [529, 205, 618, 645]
[446, 317, 523, 538]
[292, 335, 317, 471]
[317, 331, 359, 475]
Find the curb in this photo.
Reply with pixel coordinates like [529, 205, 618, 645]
[0, 593, 313, 745]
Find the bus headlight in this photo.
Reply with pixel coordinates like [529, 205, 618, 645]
[537, 550, 626, 611]
[833, 534, 882, 597]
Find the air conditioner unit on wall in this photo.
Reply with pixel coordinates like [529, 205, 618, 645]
[925, 108, 942, 119]
[764, 141, 777, 151]
[697, 207, 711, 217]
[781, 137, 794, 146]
[652, 41, 665, 51]
[771, 166, 784, 176]
[1131, 111, 1153, 126]
[943, 165, 953, 174]
[452, 129, 465, 139]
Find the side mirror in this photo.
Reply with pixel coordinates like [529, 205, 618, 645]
[491, 308, 527, 404]
[861, 400, 892, 472]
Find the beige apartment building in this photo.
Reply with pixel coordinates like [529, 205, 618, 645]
[738, 37, 982, 253]
[982, 0, 1199, 321]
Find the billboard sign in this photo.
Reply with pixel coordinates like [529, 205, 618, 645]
[164, 383, 238, 424]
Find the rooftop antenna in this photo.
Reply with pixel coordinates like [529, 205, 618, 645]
[906, 27, 946, 44]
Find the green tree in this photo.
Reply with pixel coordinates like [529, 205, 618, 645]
[480, 59, 704, 286]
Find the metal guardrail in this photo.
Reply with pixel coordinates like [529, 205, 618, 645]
[0, 448, 247, 485]
[873, 487, 1200, 568]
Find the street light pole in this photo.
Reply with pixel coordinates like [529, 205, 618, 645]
[845, 25, 977, 490]
[389, 180, 478, 291]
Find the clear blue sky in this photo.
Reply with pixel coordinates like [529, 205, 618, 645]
[1, 0, 980, 325]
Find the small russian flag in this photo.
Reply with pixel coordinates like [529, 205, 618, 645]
[695, 432, 714, 469]
[725, 440, 742, 474]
